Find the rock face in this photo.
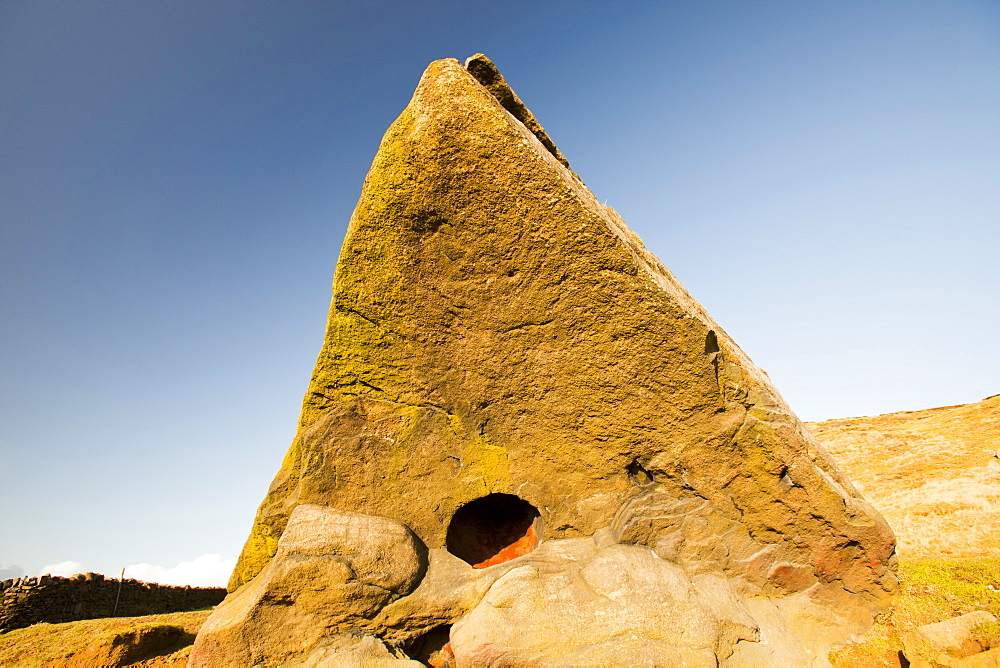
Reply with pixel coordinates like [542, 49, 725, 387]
[192, 54, 898, 666]
[189, 505, 427, 666]
[446, 540, 757, 666]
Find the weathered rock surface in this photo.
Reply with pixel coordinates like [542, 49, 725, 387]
[808, 394, 1000, 559]
[902, 611, 998, 667]
[230, 51, 894, 599]
[189, 505, 426, 666]
[196, 52, 899, 666]
[199, 508, 874, 666]
[448, 541, 757, 666]
[944, 647, 1000, 668]
[285, 634, 424, 667]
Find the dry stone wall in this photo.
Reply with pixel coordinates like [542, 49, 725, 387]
[0, 572, 225, 633]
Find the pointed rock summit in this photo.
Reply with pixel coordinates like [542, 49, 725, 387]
[191, 55, 897, 666]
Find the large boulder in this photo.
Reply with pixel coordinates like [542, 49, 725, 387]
[199, 52, 898, 666]
[189, 505, 426, 666]
[448, 540, 758, 666]
[229, 51, 895, 602]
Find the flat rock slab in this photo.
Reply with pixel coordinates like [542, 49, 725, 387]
[903, 611, 998, 666]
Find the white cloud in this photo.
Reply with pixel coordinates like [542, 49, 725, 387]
[0, 563, 25, 580]
[124, 554, 234, 588]
[39, 560, 84, 577]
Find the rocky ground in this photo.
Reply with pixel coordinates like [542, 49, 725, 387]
[4, 563, 997, 667]
[2, 395, 996, 667]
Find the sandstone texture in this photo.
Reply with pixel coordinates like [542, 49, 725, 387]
[193, 53, 898, 666]
[808, 394, 1000, 559]
[944, 648, 1000, 668]
[446, 540, 756, 666]
[901, 611, 999, 667]
[189, 505, 426, 666]
[198, 506, 876, 666]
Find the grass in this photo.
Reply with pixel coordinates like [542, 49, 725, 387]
[830, 558, 1000, 667]
[0, 609, 211, 667]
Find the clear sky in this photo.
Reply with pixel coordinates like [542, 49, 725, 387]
[2, 0, 997, 585]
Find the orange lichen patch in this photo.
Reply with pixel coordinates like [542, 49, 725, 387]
[428, 641, 455, 667]
[474, 524, 538, 568]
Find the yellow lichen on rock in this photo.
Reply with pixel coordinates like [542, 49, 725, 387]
[461, 434, 511, 496]
[227, 53, 897, 625]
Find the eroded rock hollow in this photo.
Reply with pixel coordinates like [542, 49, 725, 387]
[190, 54, 898, 667]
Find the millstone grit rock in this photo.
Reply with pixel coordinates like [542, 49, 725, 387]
[901, 611, 999, 667]
[191, 53, 898, 666]
[189, 505, 427, 666]
[447, 540, 757, 666]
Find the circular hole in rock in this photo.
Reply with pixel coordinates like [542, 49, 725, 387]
[445, 493, 541, 568]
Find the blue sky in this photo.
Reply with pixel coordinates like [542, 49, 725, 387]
[2, 0, 997, 584]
